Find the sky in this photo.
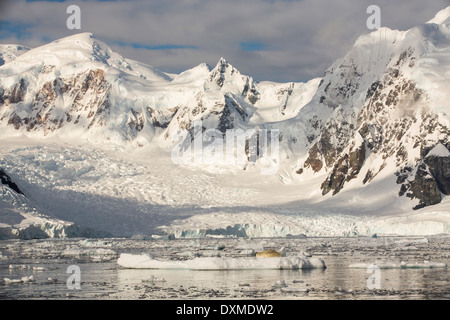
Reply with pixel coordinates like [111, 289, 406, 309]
[0, 0, 449, 82]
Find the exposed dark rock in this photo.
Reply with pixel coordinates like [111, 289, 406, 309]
[407, 163, 442, 210]
[0, 168, 25, 196]
[398, 184, 409, 197]
[321, 140, 366, 195]
[423, 155, 450, 195]
[7, 113, 22, 130]
[217, 97, 239, 134]
[209, 58, 229, 88]
[242, 78, 260, 105]
[9, 78, 27, 104]
[363, 170, 374, 185]
[399, 152, 449, 210]
[366, 81, 380, 100]
[303, 143, 323, 173]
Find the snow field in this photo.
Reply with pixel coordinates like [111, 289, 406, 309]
[1, 138, 449, 238]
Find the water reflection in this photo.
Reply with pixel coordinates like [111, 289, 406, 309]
[0, 237, 448, 300]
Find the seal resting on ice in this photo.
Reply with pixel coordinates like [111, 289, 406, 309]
[255, 250, 282, 258]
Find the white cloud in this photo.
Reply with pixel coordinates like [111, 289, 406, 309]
[1, 0, 449, 82]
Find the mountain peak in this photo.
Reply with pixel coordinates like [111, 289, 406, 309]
[217, 56, 228, 65]
[427, 6, 450, 24]
[50, 32, 96, 45]
[209, 57, 242, 87]
[213, 57, 233, 72]
[11, 32, 119, 70]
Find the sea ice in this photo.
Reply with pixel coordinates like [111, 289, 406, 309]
[117, 253, 326, 270]
[400, 261, 447, 269]
[349, 261, 447, 269]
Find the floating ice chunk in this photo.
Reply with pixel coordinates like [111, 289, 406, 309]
[21, 275, 35, 283]
[400, 261, 447, 269]
[3, 275, 35, 284]
[205, 235, 228, 239]
[32, 266, 46, 271]
[3, 278, 22, 285]
[280, 287, 309, 293]
[78, 239, 112, 247]
[238, 249, 255, 256]
[199, 251, 221, 257]
[47, 277, 57, 283]
[349, 261, 448, 269]
[393, 238, 429, 245]
[348, 262, 399, 269]
[62, 247, 117, 258]
[9, 264, 30, 270]
[142, 275, 166, 283]
[117, 254, 326, 270]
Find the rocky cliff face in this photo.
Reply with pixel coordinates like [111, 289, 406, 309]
[295, 13, 450, 210]
[2, 69, 111, 135]
[397, 146, 450, 209]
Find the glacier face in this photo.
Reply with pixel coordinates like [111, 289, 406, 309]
[0, 169, 110, 240]
[0, 8, 450, 239]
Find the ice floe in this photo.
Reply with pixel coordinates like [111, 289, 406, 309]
[117, 253, 326, 270]
[349, 261, 447, 269]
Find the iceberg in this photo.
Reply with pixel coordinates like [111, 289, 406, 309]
[117, 253, 326, 270]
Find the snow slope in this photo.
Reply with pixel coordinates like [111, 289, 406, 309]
[0, 45, 30, 67]
[0, 137, 448, 239]
[0, 165, 109, 240]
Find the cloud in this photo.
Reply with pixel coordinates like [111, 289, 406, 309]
[1, 0, 450, 82]
[112, 40, 197, 51]
[240, 42, 268, 52]
[0, 20, 34, 40]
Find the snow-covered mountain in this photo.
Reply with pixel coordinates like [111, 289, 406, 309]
[292, 8, 450, 211]
[0, 33, 318, 147]
[0, 8, 449, 239]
